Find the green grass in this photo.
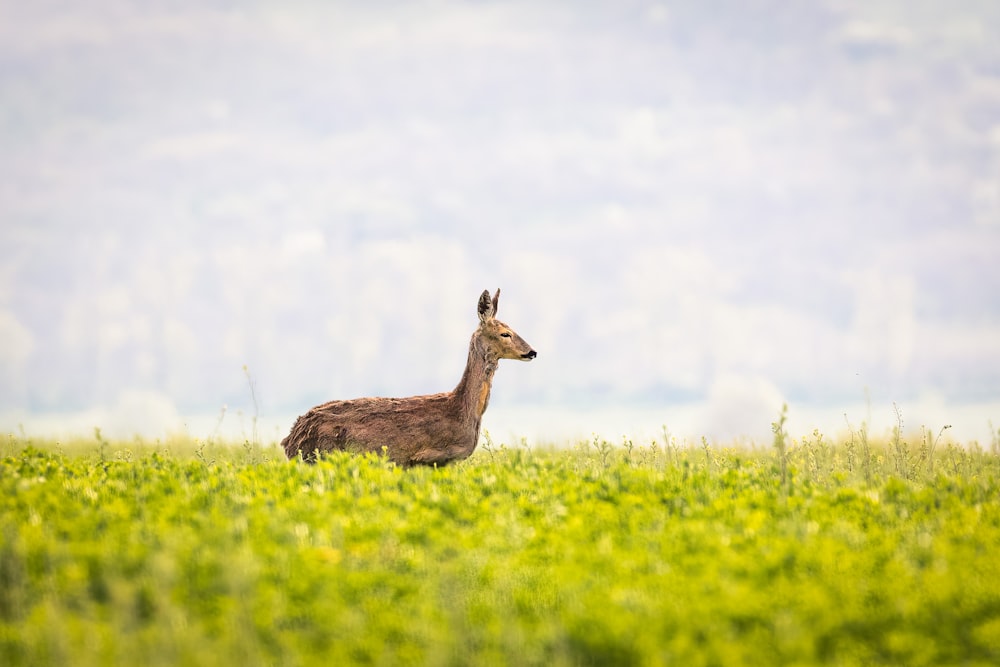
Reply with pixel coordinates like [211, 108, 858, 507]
[2, 431, 1000, 666]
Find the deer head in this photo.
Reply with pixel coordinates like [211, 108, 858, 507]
[477, 289, 537, 361]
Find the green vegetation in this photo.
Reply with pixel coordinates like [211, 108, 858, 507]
[2, 427, 999, 666]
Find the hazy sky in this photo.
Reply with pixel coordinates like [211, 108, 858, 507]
[2, 1, 999, 444]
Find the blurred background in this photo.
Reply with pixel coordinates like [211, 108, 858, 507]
[2, 1, 998, 446]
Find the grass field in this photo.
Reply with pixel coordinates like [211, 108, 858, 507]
[2, 424, 1000, 666]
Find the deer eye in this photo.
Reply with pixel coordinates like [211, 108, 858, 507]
[500, 332, 511, 338]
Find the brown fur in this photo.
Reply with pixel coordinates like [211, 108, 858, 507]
[281, 289, 536, 466]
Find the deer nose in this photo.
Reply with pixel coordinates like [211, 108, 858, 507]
[522, 350, 537, 360]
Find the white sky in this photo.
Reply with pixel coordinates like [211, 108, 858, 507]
[1, 1, 999, 445]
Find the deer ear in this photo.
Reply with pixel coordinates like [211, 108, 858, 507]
[492, 289, 500, 315]
[478, 290, 495, 323]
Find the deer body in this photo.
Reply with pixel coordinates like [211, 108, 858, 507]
[282, 289, 536, 466]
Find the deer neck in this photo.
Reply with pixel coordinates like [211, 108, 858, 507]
[454, 331, 499, 422]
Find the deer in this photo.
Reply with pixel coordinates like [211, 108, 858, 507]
[281, 289, 537, 466]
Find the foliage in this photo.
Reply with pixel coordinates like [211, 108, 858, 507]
[1, 431, 999, 666]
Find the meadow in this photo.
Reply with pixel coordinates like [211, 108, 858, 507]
[2, 420, 999, 666]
